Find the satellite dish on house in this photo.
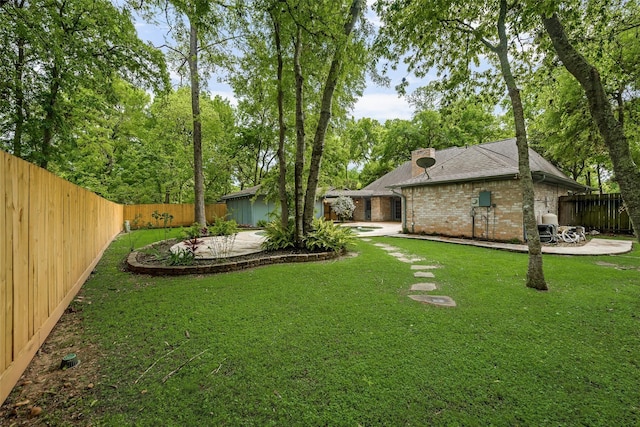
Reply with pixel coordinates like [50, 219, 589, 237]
[416, 156, 436, 178]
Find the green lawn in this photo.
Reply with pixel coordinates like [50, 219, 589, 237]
[68, 231, 640, 425]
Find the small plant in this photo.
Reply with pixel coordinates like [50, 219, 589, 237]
[331, 196, 356, 222]
[207, 219, 239, 258]
[183, 222, 208, 239]
[132, 213, 143, 230]
[125, 213, 145, 251]
[304, 218, 355, 253]
[256, 219, 268, 228]
[151, 210, 162, 228]
[261, 219, 296, 251]
[152, 210, 174, 241]
[168, 248, 195, 266]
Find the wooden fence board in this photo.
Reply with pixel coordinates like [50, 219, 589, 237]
[2, 151, 230, 405]
[123, 203, 227, 228]
[558, 194, 632, 234]
[12, 155, 30, 359]
[1, 151, 10, 372]
[0, 151, 125, 405]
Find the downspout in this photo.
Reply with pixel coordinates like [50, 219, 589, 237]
[391, 187, 407, 233]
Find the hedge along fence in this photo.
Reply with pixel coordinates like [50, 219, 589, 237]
[1, 151, 124, 405]
[123, 203, 227, 228]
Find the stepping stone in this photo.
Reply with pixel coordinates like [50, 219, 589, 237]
[397, 256, 425, 263]
[374, 244, 399, 252]
[414, 271, 435, 278]
[389, 252, 406, 258]
[410, 283, 437, 291]
[408, 295, 456, 307]
[411, 265, 438, 270]
[361, 238, 372, 242]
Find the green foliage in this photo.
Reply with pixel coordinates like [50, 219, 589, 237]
[0, 0, 168, 167]
[208, 218, 239, 236]
[256, 219, 268, 228]
[182, 222, 208, 239]
[261, 220, 296, 251]
[304, 218, 355, 253]
[331, 195, 356, 222]
[167, 248, 195, 266]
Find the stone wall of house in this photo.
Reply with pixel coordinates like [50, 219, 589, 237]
[371, 196, 392, 221]
[352, 197, 366, 221]
[402, 180, 573, 242]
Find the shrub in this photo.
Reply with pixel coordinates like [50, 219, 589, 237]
[304, 218, 355, 253]
[261, 220, 296, 251]
[209, 218, 239, 236]
[183, 222, 208, 239]
[256, 219, 268, 228]
[331, 196, 356, 222]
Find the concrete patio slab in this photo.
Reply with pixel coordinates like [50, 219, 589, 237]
[393, 234, 633, 256]
[171, 230, 265, 259]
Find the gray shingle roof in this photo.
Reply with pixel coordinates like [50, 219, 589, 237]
[220, 184, 261, 200]
[394, 138, 588, 192]
[362, 161, 412, 195]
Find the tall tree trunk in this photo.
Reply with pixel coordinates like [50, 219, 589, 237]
[270, 9, 289, 229]
[543, 14, 640, 241]
[496, 0, 547, 290]
[188, 19, 206, 226]
[41, 65, 60, 170]
[597, 164, 603, 195]
[293, 27, 306, 247]
[12, 36, 25, 158]
[302, 0, 364, 233]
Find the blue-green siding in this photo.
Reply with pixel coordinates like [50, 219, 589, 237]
[225, 196, 324, 227]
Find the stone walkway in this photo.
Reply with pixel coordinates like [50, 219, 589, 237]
[372, 242, 456, 308]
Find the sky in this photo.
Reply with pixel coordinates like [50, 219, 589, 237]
[131, 5, 434, 123]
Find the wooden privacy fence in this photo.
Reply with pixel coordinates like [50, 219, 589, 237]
[1, 150, 123, 405]
[123, 203, 227, 228]
[558, 193, 633, 234]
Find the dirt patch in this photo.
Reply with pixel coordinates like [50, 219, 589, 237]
[0, 294, 101, 426]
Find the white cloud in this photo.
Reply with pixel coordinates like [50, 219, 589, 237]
[209, 90, 238, 107]
[352, 92, 414, 122]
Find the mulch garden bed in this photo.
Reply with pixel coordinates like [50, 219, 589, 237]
[127, 239, 343, 276]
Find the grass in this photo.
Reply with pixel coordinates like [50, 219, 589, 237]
[58, 231, 640, 425]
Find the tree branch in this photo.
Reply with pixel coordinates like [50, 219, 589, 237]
[441, 18, 498, 52]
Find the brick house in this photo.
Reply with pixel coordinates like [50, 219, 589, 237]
[327, 138, 589, 242]
[324, 162, 410, 222]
